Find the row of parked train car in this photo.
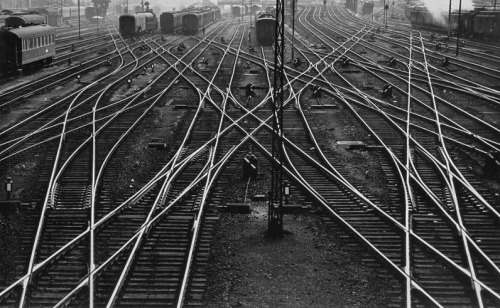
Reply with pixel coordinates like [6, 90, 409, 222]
[0, 5, 279, 75]
[0, 6, 107, 28]
[119, 6, 221, 36]
[230, 5, 276, 17]
[408, 6, 500, 41]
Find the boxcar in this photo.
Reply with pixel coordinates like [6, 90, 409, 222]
[232, 5, 244, 17]
[0, 25, 56, 73]
[473, 10, 500, 40]
[35, 7, 61, 27]
[362, 2, 374, 15]
[160, 9, 196, 34]
[250, 5, 260, 15]
[119, 12, 157, 35]
[182, 8, 220, 35]
[5, 14, 47, 27]
[345, 0, 358, 12]
[62, 6, 85, 22]
[85, 6, 97, 20]
[256, 12, 275, 45]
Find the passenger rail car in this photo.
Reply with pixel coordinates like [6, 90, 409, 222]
[5, 14, 47, 28]
[0, 25, 55, 73]
[119, 12, 158, 35]
[255, 12, 275, 45]
[182, 7, 220, 35]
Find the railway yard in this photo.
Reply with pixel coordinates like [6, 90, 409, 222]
[1, 2, 500, 307]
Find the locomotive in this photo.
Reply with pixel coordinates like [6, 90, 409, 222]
[0, 25, 56, 74]
[119, 12, 158, 35]
[255, 12, 275, 45]
[409, 6, 500, 41]
[182, 7, 220, 35]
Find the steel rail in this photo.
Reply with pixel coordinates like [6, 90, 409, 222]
[17, 31, 137, 308]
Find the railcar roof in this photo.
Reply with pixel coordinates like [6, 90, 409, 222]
[0, 25, 54, 38]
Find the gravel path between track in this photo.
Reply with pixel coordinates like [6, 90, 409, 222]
[204, 204, 395, 308]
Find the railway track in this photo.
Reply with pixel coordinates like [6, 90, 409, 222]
[1, 5, 499, 307]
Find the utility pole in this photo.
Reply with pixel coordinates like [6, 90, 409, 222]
[241, 0, 244, 23]
[383, 0, 388, 29]
[448, 0, 452, 37]
[250, 0, 253, 27]
[456, 0, 462, 56]
[291, 0, 296, 61]
[269, 0, 285, 237]
[78, 0, 81, 39]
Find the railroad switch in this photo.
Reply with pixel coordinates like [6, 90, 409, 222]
[382, 84, 393, 98]
[441, 57, 450, 67]
[388, 57, 397, 67]
[5, 177, 12, 201]
[483, 151, 500, 179]
[243, 152, 258, 180]
[245, 83, 255, 98]
[312, 85, 323, 105]
[340, 57, 350, 68]
[293, 57, 302, 69]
